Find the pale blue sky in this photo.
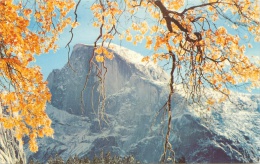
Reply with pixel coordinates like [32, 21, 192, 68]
[34, 0, 260, 94]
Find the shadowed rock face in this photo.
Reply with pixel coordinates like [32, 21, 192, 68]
[25, 44, 260, 163]
[47, 44, 168, 117]
[47, 45, 100, 116]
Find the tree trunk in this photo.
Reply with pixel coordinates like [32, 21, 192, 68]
[0, 107, 26, 164]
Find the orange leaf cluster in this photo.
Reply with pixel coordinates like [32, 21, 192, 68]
[0, 0, 75, 152]
[90, 0, 260, 108]
[95, 47, 114, 62]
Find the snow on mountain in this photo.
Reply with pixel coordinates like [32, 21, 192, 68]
[170, 90, 260, 162]
[24, 44, 260, 163]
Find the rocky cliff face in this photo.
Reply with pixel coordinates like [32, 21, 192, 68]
[25, 44, 260, 163]
[47, 44, 168, 117]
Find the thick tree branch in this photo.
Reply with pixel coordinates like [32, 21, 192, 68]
[154, 0, 188, 33]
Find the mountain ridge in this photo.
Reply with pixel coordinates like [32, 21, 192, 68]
[24, 44, 260, 163]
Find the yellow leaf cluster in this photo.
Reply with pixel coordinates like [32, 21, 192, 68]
[0, 0, 74, 152]
[206, 98, 215, 105]
[96, 55, 104, 62]
[126, 34, 133, 42]
[146, 36, 153, 49]
[91, 1, 122, 41]
[89, 0, 260, 109]
[95, 47, 114, 62]
[142, 56, 150, 62]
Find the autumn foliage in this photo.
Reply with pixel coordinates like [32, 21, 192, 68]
[89, 0, 260, 161]
[0, 0, 75, 152]
[91, 0, 260, 98]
